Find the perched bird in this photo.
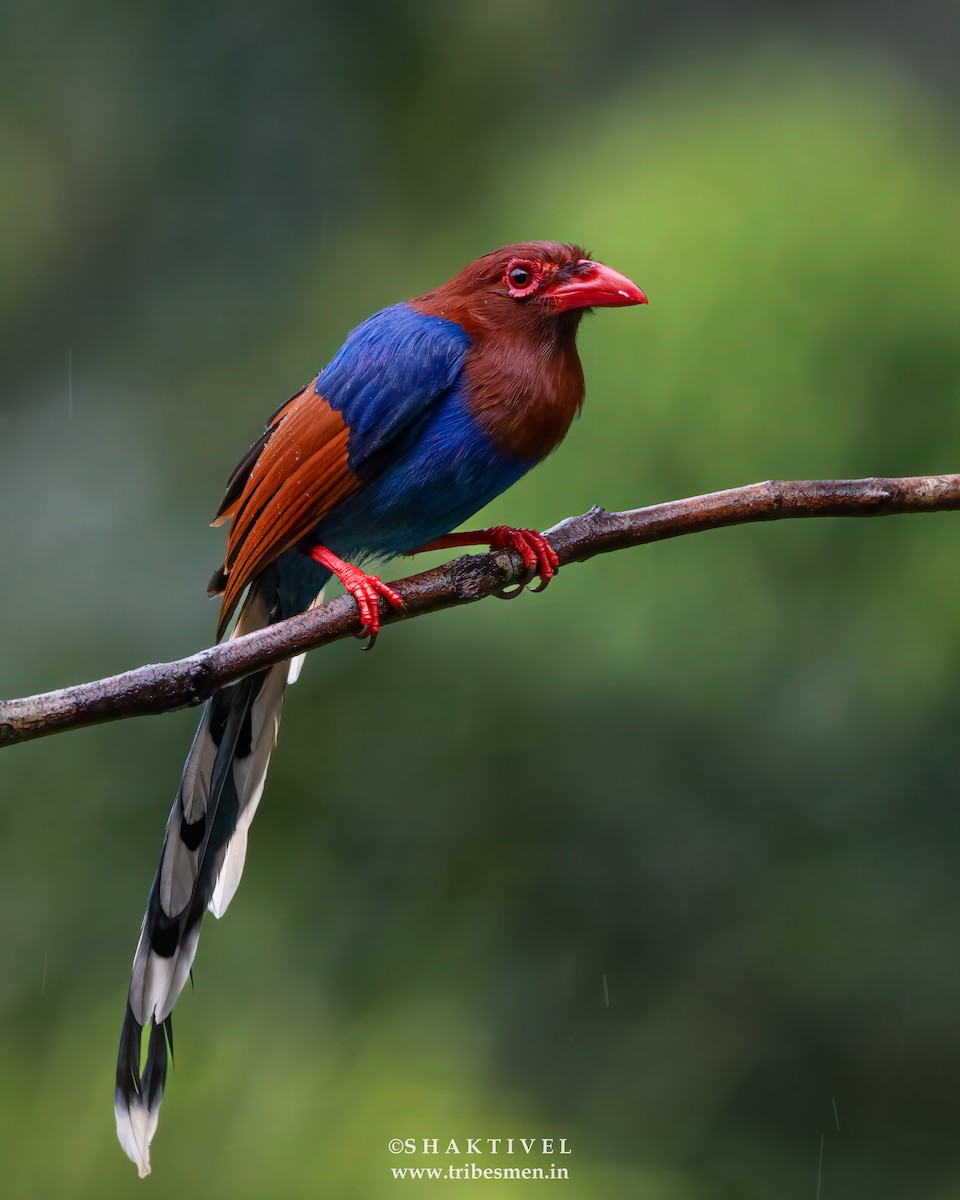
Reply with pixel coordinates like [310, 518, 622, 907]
[114, 241, 646, 1175]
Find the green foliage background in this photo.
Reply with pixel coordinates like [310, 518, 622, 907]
[1, 4, 959, 1197]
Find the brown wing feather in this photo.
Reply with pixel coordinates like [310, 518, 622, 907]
[212, 387, 306, 527]
[211, 382, 359, 636]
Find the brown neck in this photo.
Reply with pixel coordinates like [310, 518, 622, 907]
[411, 284, 586, 463]
[464, 317, 585, 462]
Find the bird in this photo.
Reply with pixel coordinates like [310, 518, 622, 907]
[114, 240, 647, 1175]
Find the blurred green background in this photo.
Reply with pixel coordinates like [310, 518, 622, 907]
[2, 2, 960, 1197]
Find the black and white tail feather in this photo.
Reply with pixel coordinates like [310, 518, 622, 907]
[115, 572, 320, 1177]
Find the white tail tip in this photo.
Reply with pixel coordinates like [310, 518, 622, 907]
[115, 1092, 158, 1178]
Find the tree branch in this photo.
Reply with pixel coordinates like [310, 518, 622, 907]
[2, 474, 958, 749]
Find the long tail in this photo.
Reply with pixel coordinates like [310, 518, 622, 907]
[115, 572, 312, 1176]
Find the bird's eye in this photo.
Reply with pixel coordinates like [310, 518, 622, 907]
[505, 259, 539, 297]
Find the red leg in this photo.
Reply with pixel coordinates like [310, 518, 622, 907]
[306, 545, 403, 640]
[413, 526, 560, 593]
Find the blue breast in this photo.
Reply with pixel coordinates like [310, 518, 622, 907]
[315, 377, 533, 560]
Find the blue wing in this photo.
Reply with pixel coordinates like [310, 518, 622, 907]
[319, 303, 471, 475]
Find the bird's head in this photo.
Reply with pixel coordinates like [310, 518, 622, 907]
[413, 241, 647, 339]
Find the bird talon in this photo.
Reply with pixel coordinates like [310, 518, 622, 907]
[494, 582, 527, 600]
[488, 526, 557, 595]
[306, 545, 403, 642]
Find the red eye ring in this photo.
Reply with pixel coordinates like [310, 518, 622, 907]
[505, 258, 539, 298]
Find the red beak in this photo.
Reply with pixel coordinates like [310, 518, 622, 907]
[548, 259, 648, 312]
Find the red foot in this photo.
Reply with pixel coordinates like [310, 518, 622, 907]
[486, 526, 559, 590]
[307, 545, 404, 640]
[413, 525, 559, 594]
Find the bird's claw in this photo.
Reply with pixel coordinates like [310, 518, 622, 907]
[339, 568, 404, 641]
[488, 526, 559, 598]
[494, 580, 527, 600]
[306, 544, 404, 645]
